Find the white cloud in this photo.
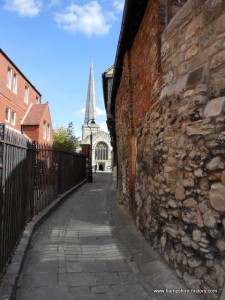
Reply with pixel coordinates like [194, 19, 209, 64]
[113, 0, 124, 13]
[96, 107, 106, 116]
[3, 0, 43, 17]
[79, 108, 86, 115]
[100, 121, 108, 133]
[54, 1, 111, 37]
[49, 0, 61, 7]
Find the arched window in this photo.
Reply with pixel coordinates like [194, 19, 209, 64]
[95, 142, 108, 160]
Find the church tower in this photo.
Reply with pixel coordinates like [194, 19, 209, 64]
[80, 62, 112, 172]
[82, 62, 100, 140]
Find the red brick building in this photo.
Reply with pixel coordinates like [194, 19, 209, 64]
[0, 49, 53, 144]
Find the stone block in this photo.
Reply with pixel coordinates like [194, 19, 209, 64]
[200, 25, 216, 49]
[206, 156, 224, 170]
[164, 165, 173, 173]
[203, 209, 217, 228]
[193, 230, 201, 242]
[208, 39, 223, 57]
[216, 240, 225, 251]
[208, 171, 222, 181]
[182, 198, 203, 227]
[185, 44, 199, 60]
[210, 182, 225, 211]
[210, 50, 225, 70]
[199, 177, 209, 190]
[168, 199, 177, 208]
[160, 74, 188, 99]
[186, 120, 214, 136]
[163, 70, 174, 85]
[182, 178, 195, 188]
[184, 89, 194, 98]
[183, 197, 197, 208]
[188, 257, 202, 268]
[189, 50, 208, 71]
[186, 66, 206, 89]
[165, 226, 179, 238]
[194, 169, 204, 177]
[160, 209, 168, 219]
[204, 97, 225, 118]
[181, 236, 192, 247]
[208, 68, 225, 99]
[175, 186, 185, 200]
[203, 0, 225, 24]
[213, 13, 225, 34]
[160, 234, 167, 248]
[199, 201, 209, 214]
[185, 15, 203, 41]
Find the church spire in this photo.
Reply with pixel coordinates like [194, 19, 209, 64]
[84, 61, 97, 124]
[82, 61, 100, 140]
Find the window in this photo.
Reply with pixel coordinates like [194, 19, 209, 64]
[7, 67, 12, 88]
[5, 107, 10, 122]
[43, 121, 47, 139]
[12, 73, 18, 94]
[24, 85, 29, 103]
[47, 124, 50, 141]
[11, 111, 16, 125]
[36, 96, 40, 104]
[95, 142, 108, 160]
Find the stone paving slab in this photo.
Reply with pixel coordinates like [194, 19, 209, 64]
[1, 173, 202, 299]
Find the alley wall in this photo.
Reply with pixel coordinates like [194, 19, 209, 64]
[115, 0, 225, 297]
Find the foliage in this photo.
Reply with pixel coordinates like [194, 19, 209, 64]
[53, 122, 79, 152]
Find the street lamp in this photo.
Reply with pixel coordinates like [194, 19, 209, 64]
[87, 119, 95, 182]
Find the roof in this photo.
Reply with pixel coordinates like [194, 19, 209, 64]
[103, 65, 114, 76]
[22, 103, 48, 126]
[0, 48, 42, 97]
[102, 65, 114, 111]
[110, 0, 148, 112]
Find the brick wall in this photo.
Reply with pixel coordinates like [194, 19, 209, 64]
[0, 51, 41, 131]
[115, 0, 225, 297]
[0, 50, 53, 145]
[22, 125, 39, 141]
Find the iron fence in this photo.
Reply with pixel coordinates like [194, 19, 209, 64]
[0, 124, 87, 279]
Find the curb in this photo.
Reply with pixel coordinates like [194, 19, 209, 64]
[0, 179, 87, 300]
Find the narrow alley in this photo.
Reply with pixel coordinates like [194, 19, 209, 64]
[14, 173, 199, 300]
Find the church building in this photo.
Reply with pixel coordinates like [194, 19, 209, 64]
[80, 63, 112, 172]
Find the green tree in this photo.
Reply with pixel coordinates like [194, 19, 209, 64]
[53, 122, 79, 152]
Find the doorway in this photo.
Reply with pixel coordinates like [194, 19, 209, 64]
[99, 164, 104, 171]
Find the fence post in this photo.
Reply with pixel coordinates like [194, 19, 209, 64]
[57, 150, 61, 194]
[27, 142, 36, 218]
[0, 123, 5, 278]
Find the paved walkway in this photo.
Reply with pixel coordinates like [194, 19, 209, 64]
[15, 173, 199, 300]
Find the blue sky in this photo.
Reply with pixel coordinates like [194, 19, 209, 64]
[0, 0, 124, 139]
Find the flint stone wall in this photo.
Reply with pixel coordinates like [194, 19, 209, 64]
[116, 0, 225, 298]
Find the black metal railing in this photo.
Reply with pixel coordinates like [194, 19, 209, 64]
[0, 124, 87, 280]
